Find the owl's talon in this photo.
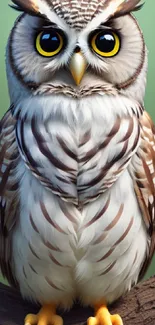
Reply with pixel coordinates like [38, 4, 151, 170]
[25, 314, 38, 325]
[87, 305, 123, 325]
[87, 316, 98, 325]
[111, 314, 123, 325]
[24, 305, 63, 325]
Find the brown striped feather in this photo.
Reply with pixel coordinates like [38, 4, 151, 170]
[99, 261, 116, 276]
[105, 204, 124, 231]
[29, 213, 40, 234]
[23, 266, 27, 279]
[16, 118, 76, 202]
[29, 242, 40, 260]
[97, 216, 134, 262]
[119, 118, 134, 142]
[79, 131, 91, 147]
[43, 240, 62, 252]
[59, 201, 78, 226]
[79, 119, 121, 165]
[57, 137, 77, 161]
[31, 117, 75, 173]
[0, 108, 20, 287]
[49, 252, 67, 267]
[94, 203, 124, 244]
[29, 263, 38, 274]
[29, 213, 63, 252]
[78, 116, 141, 204]
[45, 276, 63, 291]
[83, 195, 111, 229]
[130, 111, 155, 279]
[40, 201, 67, 234]
[80, 139, 129, 189]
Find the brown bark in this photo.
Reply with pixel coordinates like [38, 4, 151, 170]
[0, 276, 155, 325]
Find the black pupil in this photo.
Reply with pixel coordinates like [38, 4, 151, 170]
[40, 31, 60, 53]
[95, 32, 116, 53]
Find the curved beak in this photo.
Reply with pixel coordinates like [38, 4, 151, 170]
[69, 52, 87, 86]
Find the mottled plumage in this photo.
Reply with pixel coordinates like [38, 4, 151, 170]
[0, 1, 154, 325]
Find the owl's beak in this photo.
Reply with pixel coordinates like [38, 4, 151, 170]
[69, 52, 87, 86]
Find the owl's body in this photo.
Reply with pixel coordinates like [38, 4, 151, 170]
[10, 91, 147, 308]
[1, 1, 155, 324]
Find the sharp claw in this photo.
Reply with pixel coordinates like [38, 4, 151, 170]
[25, 314, 38, 325]
[87, 304, 123, 325]
[111, 314, 123, 325]
[87, 316, 98, 325]
[24, 306, 63, 325]
[51, 315, 63, 325]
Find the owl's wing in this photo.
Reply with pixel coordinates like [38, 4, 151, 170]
[129, 110, 155, 279]
[0, 107, 20, 286]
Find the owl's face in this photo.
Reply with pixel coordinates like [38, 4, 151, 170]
[8, 0, 147, 103]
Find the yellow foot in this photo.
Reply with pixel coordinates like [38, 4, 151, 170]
[87, 304, 123, 325]
[25, 304, 63, 325]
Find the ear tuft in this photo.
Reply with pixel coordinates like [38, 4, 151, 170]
[9, 4, 23, 12]
[115, 0, 144, 18]
[10, 0, 39, 15]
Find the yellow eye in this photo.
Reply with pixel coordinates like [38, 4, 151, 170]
[36, 31, 64, 57]
[91, 31, 120, 57]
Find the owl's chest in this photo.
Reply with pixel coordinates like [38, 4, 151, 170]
[13, 166, 146, 296]
[13, 94, 146, 296]
[16, 94, 140, 204]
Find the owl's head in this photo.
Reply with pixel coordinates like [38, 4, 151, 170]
[7, 0, 147, 103]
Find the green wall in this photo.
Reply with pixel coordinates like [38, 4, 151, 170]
[0, 2, 154, 284]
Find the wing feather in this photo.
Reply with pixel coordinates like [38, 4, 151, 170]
[129, 111, 155, 278]
[0, 107, 20, 286]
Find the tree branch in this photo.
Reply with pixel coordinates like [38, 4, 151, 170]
[0, 276, 155, 325]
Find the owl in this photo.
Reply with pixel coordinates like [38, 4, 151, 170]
[0, 0, 155, 325]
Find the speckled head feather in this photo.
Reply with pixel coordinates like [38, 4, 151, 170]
[11, 0, 143, 29]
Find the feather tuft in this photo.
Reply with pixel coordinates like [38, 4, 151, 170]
[114, 0, 144, 18]
[10, 0, 39, 15]
[9, 4, 23, 12]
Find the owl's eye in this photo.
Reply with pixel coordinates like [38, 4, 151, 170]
[36, 31, 64, 57]
[90, 31, 120, 57]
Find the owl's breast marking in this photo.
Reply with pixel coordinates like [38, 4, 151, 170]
[15, 93, 142, 205]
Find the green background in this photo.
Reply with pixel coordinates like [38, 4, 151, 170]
[0, 2, 154, 284]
